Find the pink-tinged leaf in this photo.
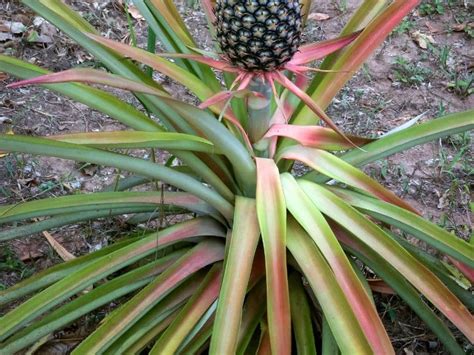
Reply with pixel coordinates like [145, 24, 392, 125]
[199, 91, 236, 109]
[210, 197, 261, 355]
[278, 145, 419, 214]
[84, 34, 250, 144]
[198, 89, 260, 109]
[288, 31, 361, 65]
[286, 218, 373, 353]
[281, 174, 393, 354]
[298, 180, 474, 343]
[448, 257, 474, 284]
[367, 279, 396, 295]
[265, 124, 374, 150]
[272, 71, 356, 148]
[256, 158, 291, 355]
[151, 263, 223, 354]
[73, 240, 225, 354]
[7, 68, 166, 97]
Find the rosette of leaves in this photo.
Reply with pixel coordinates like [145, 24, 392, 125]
[0, 0, 473, 354]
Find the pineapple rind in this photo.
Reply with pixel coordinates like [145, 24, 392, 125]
[215, 0, 303, 72]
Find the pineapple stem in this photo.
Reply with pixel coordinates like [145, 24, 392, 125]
[247, 77, 272, 155]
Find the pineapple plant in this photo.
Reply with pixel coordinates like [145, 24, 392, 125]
[0, 0, 472, 353]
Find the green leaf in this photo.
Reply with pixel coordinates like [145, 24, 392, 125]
[256, 158, 291, 354]
[22, 0, 187, 132]
[139, 0, 221, 91]
[108, 273, 205, 353]
[286, 218, 372, 353]
[151, 264, 223, 353]
[333, 224, 464, 355]
[321, 316, 339, 355]
[289, 272, 317, 355]
[0, 134, 234, 220]
[85, 34, 217, 102]
[344, 110, 474, 167]
[278, 146, 418, 214]
[72, 239, 224, 353]
[0, 218, 224, 341]
[0, 238, 137, 305]
[210, 197, 261, 355]
[0, 207, 157, 241]
[49, 131, 218, 153]
[0, 250, 186, 354]
[157, 97, 256, 195]
[328, 187, 474, 267]
[281, 173, 392, 353]
[298, 180, 474, 342]
[305, 108, 474, 183]
[236, 280, 266, 355]
[0, 191, 217, 226]
[0, 55, 161, 132]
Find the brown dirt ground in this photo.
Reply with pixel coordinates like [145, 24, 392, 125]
[0, 0, 473, 353]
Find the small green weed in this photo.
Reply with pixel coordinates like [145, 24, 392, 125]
[418, 0, 446, 16]
[393, 19, 415, 35]
[0, 245, 34, 280]
[447, 74, 473, 97]
[392, 57, 431, 86]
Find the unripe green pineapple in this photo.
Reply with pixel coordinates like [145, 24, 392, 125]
[215, 0, 303, 72]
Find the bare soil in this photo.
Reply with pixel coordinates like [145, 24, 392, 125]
[0, 0, 472, 353]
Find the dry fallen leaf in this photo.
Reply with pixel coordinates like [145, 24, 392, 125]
[127, 4, 144, 20]
[42, 230, 76, 261]
[452, 23, 465, 32]
[308, 12, 331, 21]
[411, 30, 436, 49]
[424, 21, 442, 33]
[0, 20, 26, 34]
